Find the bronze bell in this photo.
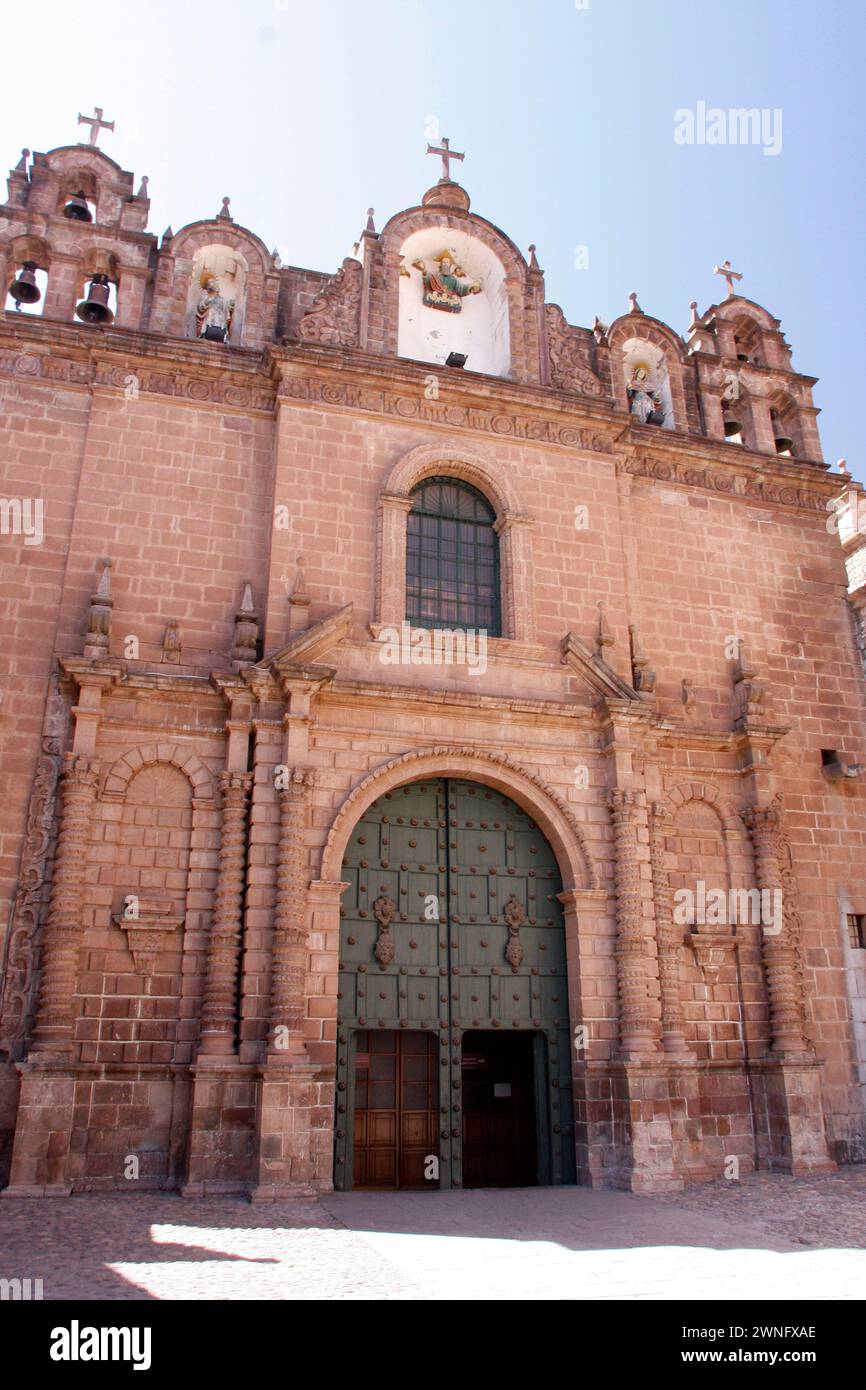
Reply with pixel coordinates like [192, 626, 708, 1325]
[9, 261, 41, 308]
[63, 190, 93, 222]
[723, 418, 743, 439]
[75, 275, 114, 326]
[774, 434, 794, 455]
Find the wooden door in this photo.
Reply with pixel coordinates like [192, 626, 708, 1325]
[336, 778, 575, 1190]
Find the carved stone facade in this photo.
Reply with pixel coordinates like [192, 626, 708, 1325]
[1, 134, 864, 1197]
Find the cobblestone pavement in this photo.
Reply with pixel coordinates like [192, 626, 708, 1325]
[0, 1170, 863, 1300]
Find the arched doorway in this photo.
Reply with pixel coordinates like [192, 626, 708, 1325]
[334, 778, 575, 1191]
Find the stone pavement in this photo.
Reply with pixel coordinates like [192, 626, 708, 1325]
[0, 1169, 863, 1300]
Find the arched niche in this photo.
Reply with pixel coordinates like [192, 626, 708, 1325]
[621, 337, 674, 429]
[397, 227, 510, 377]
[185, 243, 248, 345]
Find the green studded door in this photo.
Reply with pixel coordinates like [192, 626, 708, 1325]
[335, 778, 575, 1190]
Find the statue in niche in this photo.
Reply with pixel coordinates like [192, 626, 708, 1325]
[627, 365, 666, 425]
[412, 248, 481, 313]
[195, 270, 235, 342]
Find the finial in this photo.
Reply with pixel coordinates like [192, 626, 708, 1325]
[628, 291, 641, 313]
[15, 148, 30, 173]
[592, 315, 607, 343]
[135, 176, 149, 199]
[596, 600, 614, 654]
[365, 207, 376, 233]
[271, 247, 282, 269]
[838, 458, 850, 477]
[689, 300, 700, 329]
[161, 226, 173, 245]
[528, 244, 541, 272]
[217, 196, 232, 221]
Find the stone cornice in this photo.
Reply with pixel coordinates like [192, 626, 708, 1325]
[0, 318, 839, 510]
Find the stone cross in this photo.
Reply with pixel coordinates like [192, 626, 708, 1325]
[426, 136, 464, 182]
[77, 106, 115, 147]
[713, 260, 743, 297]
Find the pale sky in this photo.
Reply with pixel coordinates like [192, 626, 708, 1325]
[2, 0, 863, 481]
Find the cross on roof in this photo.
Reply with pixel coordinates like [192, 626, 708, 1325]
[713, 259, 743, 297]
[77, 106, 115, 148]
[426, 136, 464, 182]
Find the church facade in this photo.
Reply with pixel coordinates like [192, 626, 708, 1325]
[0, 124, 865, 1199]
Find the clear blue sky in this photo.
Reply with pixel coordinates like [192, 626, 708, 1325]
[3, 0, 863, 480]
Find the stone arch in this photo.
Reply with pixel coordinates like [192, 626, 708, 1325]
[320, 745, 597, 892]
[665, 781, 743, 833]
[376, 442, 536, 640]
[152, 219, 278, 348]
[384, 441, 525, 520]
[101, 743, 216, 802]
[368, 201, 544, 384]
[607, 312, 689, 430]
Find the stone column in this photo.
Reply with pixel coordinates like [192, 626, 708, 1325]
[649, 803, 691, 1056]
[269, 767, 315, 1055]
[606, 789, 658, 1056]
[251, 765, 317, 1201]
[743, 802, 834, 1175]
[29, 755, 100, 1057]
[198, 771, 253, 1056]
[743, 803, 809, 1056]
[493, 512, 536, 642]
[4, 755, 99, 1196]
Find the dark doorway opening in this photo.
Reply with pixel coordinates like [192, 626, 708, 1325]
[461, 1030, 539, 1188]
[352, 1029, 439, 1190]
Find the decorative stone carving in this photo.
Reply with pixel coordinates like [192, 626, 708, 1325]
[113, 898, 182, 973]
[687, 926, 736, 983]
[504, 893, 525, 972]
[162, 618, 181, 664]
[297, 258, 362, 347]
[0, 699, 65, 1057]
[629, 624, 656, 694]
[373, 894, 397, 967]
[83, 559, 113, 660]
[545, 305, 605, 396]
[744, 800, 810, 1056]
[732, 639, 768, 724]
[269, 767, 316, 1052]
[606, 788, 658, 1054]
[648, 803, 690, 1053]
[29, 755, 100, 1056]
[198, 771, 253, 1054]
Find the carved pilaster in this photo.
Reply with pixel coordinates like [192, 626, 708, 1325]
[606, 788, 658, 1056]
[28, 755, 100, 1057]
[744, 801, 810, 1057]
[198, 771, 253, 1056]
[649, 803, 691, 1055]
[269, 767, 315, 1054]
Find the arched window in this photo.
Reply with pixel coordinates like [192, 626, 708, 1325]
[406, 477, 501, 635]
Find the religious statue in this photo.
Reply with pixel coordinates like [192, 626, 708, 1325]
[627, 365, 665, 425]
[412, 249, 481, 313]
[195, 271, 235, 342]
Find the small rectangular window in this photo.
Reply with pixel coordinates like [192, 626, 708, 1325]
[847, 914, 866, 949]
